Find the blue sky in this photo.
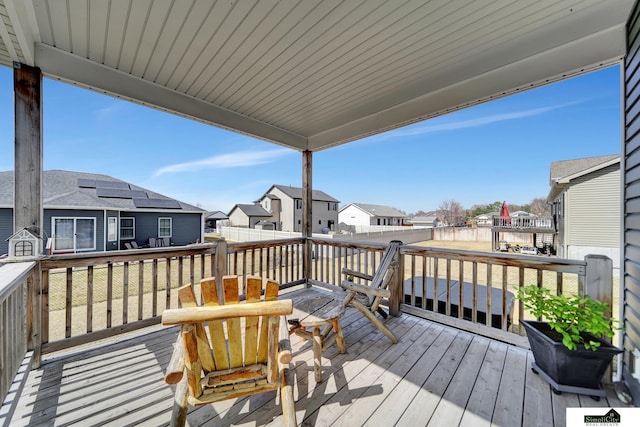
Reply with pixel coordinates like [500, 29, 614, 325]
[0, 64, 621, 214]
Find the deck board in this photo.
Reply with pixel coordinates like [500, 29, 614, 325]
[4, 296, 627, 427]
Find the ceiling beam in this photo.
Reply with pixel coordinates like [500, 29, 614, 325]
[34, 44, 308, 151]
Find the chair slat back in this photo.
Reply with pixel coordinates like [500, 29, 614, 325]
[258, 279, 280, 363]
[367, 241, 401, 304]
[178, 285, 215, 371]
[200, 277, 230, 370]
[244, 276, 262, 366]
[223, 276, 243, 369]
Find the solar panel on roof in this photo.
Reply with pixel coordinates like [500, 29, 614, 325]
[133, 198, 181, 209]
[94, 180, 130, 190]
[96, 188, 149, 199]
[77, 178, 97, 188]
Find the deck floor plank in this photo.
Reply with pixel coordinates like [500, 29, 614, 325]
[4, 297, 627, 427]
[459, 340, 508, 427]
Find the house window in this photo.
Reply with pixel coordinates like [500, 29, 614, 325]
[120, 217, 135, 239]
[295, 199, 302, 209]
[319, 220, 322, 225]
[107, 217, 117, 241]
[327, 202, 337, 211]
[52, 217, 96, 253]
[159, 217, 172, 238]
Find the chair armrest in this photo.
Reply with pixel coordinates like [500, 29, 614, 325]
[342, 268, 374, 281]
[165, 331, 186, 384]
[341, 280, 391, 298]
[278, 316, 293, 365]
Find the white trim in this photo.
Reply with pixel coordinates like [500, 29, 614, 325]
[120, 217, 135, 240]
[51, 216, 97, 253]
[158, 217, 172, 238]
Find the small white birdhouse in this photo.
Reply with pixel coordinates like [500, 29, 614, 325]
[7, 228, 42, 259]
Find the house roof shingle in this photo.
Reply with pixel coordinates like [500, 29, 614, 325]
[231, 204, 271, 217]
[549, 154, 619, 184]
[0, 170, 203, 212]
[341, 203, 405, 217]
[270, 185, 339, 203]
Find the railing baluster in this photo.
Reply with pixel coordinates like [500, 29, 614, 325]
[485, 264, 492, 327]
[107, 263, 113, 329]
[458, 261, 464, 320]
[42, 269, 49, 346]
[501, 265, 507, 330]
[445, 259, 451, 317]
[123, 262, 129, 325]
[433, 257, 439, 312]
[472, 262, 478, 323]
[87, 266, 93, 333]
[166, 257, 172, 310]
[138, 260, 144, 320]
[518, 267, 525, 334]
[65, 268, 72, 338]
[421, 256, 427, 310]
[152, 259, 158, 317]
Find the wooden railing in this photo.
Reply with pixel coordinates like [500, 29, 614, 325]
[7, 236, 614, 371]
[36, 239, 305, 357]
[492, 215, 554, 230]
[306, 238, 611, 346]
[0, 261, 36, 408]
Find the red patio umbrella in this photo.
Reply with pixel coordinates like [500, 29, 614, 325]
[500, 201, 511, 224]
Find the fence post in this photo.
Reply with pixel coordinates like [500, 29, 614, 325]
[214, 240, 228, 303]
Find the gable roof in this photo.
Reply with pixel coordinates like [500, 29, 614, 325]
[268, 185, 339, 203]
[206, 211, 228, 220]
[0, 170, 203, 212]
[229, 204, 271, 217]
[547, 155, 621, 202]
[340, 203, 405, 218]
[549, 154, 619, 184]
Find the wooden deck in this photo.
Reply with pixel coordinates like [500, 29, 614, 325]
[5, 293, 627, 426]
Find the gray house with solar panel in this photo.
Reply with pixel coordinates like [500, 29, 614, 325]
[0, 170, 205, 255]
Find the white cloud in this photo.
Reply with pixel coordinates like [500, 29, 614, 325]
[382, 102, 580, 138]
[153, 148, 294, 176]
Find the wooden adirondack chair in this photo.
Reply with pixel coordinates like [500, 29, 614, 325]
[162, 275, 296, 427]
[341, 240, 402, 343]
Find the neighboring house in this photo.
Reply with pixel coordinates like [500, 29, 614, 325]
[204, 211, 228, 231]
[228, 204, 272, 229]
[0, 170, 204, 255]
[228, 185, 339, 233]
[547, 154, 620, 267]
[474, 212, 499, 226]
[409, 215, 441, 228]
[339, 203, 406, 227]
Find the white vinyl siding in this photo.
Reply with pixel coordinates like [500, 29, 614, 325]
[565, 164, 620, 248]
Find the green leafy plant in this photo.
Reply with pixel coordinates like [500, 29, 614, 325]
[517, 285, 621, 351]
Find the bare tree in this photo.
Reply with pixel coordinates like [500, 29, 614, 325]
[437, 199, 466, 226]
[529, 197, 550, 216]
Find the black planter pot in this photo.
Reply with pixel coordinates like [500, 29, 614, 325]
[521, 320, 622, 397]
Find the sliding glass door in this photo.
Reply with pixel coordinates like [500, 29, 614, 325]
[52, 217, 96, 253]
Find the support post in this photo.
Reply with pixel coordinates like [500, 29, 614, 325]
[584, 254, 614, 384]
[13, 63, 43, 245]
[389, 241, 404, 317]
[14, 63, 43, 368]
[214, 239, 228, 304]
[302, 150, 312, 286]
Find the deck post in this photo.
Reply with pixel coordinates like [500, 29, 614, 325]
[389, 242, 404, 317]
[584, 254, 614, 384]
[302, 151, 312, 287]
[214, 240, 228, 303]
[14, 63, 43, 367]
[13, 62, 43, 248]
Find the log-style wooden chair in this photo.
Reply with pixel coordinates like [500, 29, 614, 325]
[162, 275, 296, 427]
[340, 240, 402, 343]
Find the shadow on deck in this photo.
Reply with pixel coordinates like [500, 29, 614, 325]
[6, 299, 627, 426]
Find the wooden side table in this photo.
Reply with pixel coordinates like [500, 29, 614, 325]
[287, 287, 346, 383]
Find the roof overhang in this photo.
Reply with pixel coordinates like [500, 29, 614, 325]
[0, 0, 634, 152]
[547, 157, 621, 202]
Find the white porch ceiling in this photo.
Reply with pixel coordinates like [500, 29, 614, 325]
[0, 0, 634, 152]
